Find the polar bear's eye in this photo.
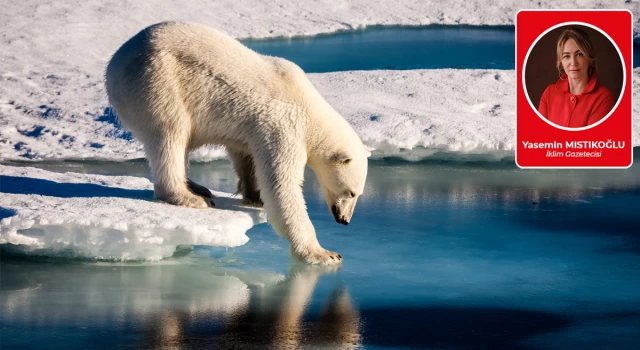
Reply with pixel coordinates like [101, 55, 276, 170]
[349, 191, 356, 198]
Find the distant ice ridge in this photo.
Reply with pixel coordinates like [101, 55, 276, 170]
[0, 165, 265, 261]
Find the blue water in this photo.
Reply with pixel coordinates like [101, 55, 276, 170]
[243, 26, 516, 71]
[2, 155, 640, 349]
[242, 26, 640, 72]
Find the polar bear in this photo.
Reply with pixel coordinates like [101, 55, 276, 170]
[106, 22, 369, 265]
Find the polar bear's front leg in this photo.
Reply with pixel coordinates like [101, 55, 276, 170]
[251, 141, 342, 265]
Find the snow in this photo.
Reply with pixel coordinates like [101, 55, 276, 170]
[2, 68, 638, 162]
[0, 165, 265, 261]
[315, 69, 517, 160]
[1, 0, 638, 162]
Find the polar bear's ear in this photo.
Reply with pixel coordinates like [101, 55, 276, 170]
[331, 152, 352, 165]
[363, 145, 373, 158]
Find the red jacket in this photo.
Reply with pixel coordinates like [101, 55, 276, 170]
[537, 69, 616, 128]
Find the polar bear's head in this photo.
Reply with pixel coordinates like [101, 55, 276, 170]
[315, 147, 370, 225]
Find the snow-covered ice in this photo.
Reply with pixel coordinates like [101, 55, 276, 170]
[315, 69, 517, 160]
[2, 68, 638, 162]
[1, 0, 638, 162]
[0, 165, 265, 260]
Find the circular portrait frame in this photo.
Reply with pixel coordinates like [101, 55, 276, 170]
[522, 21, 625, 131]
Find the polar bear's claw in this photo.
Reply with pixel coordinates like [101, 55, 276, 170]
[202, 196, 216, 208]
[298, 248, 343, 265]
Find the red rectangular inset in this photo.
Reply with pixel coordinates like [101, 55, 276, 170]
[516, 10, 633, 168]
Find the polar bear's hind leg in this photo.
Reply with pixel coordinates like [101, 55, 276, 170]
[228, 149, 263, 207]
[145, 126, 212, 209]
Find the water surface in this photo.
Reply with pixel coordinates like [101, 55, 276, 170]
[242, 26, 640, 72]
[2, 158, 640, 349]
[243, 26, 516, 72]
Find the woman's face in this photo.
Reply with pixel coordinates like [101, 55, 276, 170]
[561, 38, 589, 81]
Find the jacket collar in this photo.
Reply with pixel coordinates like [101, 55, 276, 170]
[555, 67, 598, 94]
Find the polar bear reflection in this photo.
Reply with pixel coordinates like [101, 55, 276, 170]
[141, 265, 361, 349]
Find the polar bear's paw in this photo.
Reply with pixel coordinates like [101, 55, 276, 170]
[241, 198, 264, 207]
[295, 246, 343, 265]
[158, 191, 214, 209]
[187, 179, 215, 200]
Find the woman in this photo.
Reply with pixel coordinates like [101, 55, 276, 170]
[538, 27, 616, 128]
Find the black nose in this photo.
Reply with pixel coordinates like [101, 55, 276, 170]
[332, 205, 348, 225]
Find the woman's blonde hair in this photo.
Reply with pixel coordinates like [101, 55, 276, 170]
[556, 27, 596, 77]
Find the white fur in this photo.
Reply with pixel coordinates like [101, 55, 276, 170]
[105, 22, 369, 265]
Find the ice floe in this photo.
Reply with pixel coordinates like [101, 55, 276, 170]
[0, 165, 265, 261]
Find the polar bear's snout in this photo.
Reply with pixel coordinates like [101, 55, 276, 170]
[331, 200, 356, 225]
[331, 204, 349, 225]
